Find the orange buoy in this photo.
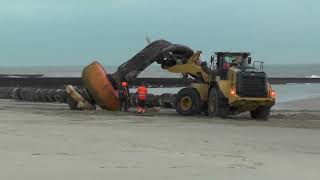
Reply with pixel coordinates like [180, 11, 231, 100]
[82, 61, 119, 111]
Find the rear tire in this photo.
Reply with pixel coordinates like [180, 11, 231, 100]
[176, 88, 201, 116]
[250, 106, 270, 121]
[208, 88, 229, 118]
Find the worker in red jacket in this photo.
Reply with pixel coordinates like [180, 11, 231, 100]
[136, 82, 148, 113]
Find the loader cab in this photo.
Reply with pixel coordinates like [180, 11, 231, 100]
[211, 52, 251, 80]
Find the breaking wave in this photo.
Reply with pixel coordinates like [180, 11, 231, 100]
[307, 75, 320, 78]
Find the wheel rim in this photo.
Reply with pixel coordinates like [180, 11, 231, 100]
[180, 96, 192, 111]
[209, 96, 216, 113]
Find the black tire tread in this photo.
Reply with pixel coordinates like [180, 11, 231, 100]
[208, 88, 229, 118]
[250, 106, 270, 121]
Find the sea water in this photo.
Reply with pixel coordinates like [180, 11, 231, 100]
[1, 64, 320, 103]
[1, 64, 319, 78]
[272, 84, 320, 103]
[145, 84, 320, 104]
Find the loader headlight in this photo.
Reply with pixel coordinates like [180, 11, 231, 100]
[230, 89, 237, 96]
[270, 90, 276, 98]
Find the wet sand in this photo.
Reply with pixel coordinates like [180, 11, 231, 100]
[0, 99, 320, 180]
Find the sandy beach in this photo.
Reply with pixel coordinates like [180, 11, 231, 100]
[0, 99, 320, 180]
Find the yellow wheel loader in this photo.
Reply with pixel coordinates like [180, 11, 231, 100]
[162, 51, 276, 120]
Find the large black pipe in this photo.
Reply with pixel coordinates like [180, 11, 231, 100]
[0, 87, 67, 103]
[112, 40, 194, 83]
[0, 87, 176, 109]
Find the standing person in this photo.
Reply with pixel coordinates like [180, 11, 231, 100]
[136, 82, 148, 113]
[118, 82, 130, 112]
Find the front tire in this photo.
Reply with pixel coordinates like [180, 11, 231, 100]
[250, 106, 270, 121]
[208, 88, 228, 118]
[176, 88, 201, 116]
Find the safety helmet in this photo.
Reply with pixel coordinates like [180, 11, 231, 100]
[121, 82, 127, 87]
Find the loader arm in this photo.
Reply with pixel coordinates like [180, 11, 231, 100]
[166, 62, 209, 82]
[166, 50, 209, 82]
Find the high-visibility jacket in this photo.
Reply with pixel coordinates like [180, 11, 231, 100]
[137, 86, 147, 100]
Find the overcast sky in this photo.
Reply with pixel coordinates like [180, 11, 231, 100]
[0, 0, 319, 66]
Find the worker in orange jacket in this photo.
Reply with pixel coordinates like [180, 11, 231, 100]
[136, 82, 148, 113]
